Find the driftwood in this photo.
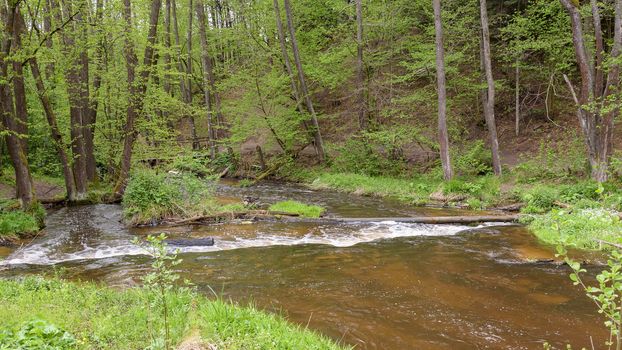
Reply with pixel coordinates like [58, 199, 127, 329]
[218, 165, 231, 178]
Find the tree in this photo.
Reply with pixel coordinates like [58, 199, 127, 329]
[196, 0, 216, 157]
[113, 0, 162, 197]
[479, 0, 502, 176]
[355, 0, 367, 130]
[433, 0, 453, 180]
[0, 3, 36, 209]
[560, 0, 621, 182]
[282, 0, 325, 162]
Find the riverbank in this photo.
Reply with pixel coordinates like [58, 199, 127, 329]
[0, 276, 348, 349]
[282, 169, 622, 251]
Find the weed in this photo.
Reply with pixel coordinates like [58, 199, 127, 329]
[269, 200, 325, 218]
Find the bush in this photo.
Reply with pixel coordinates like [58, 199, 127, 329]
[269, 200, 325, 218]
[520, 185, 559, 213]
[451, 140, 493, 176]
[122, 169, 217, 225]
[0, 210, 40, 239]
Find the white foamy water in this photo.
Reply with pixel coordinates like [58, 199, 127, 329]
[1, 205, 482, 266]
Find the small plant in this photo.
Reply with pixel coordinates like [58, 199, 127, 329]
[133, 233, 191, 350]
[0, 210, 41, 240]
[0, 319, 76, 349]
[558, 246, 622, 350]
[238, 179, 253, 188]
[268, 200, 325, 218]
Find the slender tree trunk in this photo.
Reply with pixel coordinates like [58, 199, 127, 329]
[515, 57, 520, 136]
[113, 0, 162, 197]
[11, 15, 28, 153]
[186, 0, 198, 149]
[30, 57, 78, 201]
[479, 0, 502, 176]
[196, 0, 216, 157]
[433, 0, 453, 180]
[283, 0, 325, 162]
[355, 0, 366, 130]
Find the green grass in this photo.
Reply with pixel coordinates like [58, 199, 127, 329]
[0, 210, 40, 240]
[269, 200, 325, 218]
[0, 277, 349, 350]
[522, 208, 622, 250]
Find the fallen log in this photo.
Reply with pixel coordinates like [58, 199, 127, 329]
[326, 214, 520, 224]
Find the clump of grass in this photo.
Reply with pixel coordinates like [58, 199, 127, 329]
[0, 277, 348, 350]
[122, 169, 218, 225]
[269, 200, 325, 218]
[0, 210, 41, 240]
[522, 208, 622, 250]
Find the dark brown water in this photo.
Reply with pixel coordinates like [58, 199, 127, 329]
[0, 181, 609, 349]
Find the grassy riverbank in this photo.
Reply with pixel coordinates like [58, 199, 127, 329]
[283, 168, 622, 251]
[0, 277, 348, 350]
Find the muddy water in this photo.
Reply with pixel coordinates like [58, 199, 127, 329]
[0, 181, 609, 349]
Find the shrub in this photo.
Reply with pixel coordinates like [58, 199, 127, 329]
[451, 140, 493, 176]
[122, 169, 217, 225]
[268, 200, 325, 218]
[0, 210, 40, 239]
[520, 185, 559, 213]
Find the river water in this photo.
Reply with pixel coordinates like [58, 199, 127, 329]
[0, 181, 608, 349]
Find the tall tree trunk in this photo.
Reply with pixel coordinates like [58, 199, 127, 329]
[272, 0, 308, 151]
[433, 0, 453, 180]
[113, 0, 162, 197]
[515, 57, 520, 136]
[196, 0, 216, 157]
[56, 0, 89, 198]
[0, 4, 36, 209]
[186, 0, 198, 149]
[355, 0, 366, 130]
[11, 14, 28, 153]
[479, 0, 502, 176]
[282, 0, 325, 162]
[30, 57, 78, 201]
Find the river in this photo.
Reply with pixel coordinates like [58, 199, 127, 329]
[0, 180, 608, 349]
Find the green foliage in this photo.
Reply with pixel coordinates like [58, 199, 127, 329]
[524, 208, 622, 250]
[0, 277, 348, 350]
[238, 179, 253, 188]
[559, 248, 622, 349]
[0, 319, 76, 350]
[122, 169, 217, 225]
[268, 200, 325, 218]
[0, 210, 40, 239]
[513, 133, 587, 183]
[450, 140, 493, 176]
[520, 186, 559, 214]
[133, 234, 191, 350]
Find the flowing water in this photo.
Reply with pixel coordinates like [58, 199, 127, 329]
[0, 181, 609, 349]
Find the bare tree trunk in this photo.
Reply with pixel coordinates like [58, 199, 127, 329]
[11, 15, 28, 153]
[113, 0, 162, 197]
[515, 58, 520, 136]
[355, 0, 367, 130]
[196, 0, 216, 157]
[186, 0, 198, 149]
[283, 0, 325, 162]
[479, 0, 502, 176]
[433, 0, 453, 180]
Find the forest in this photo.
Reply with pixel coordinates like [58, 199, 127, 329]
[2, 0, 622, 348]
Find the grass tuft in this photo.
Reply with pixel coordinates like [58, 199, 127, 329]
[269, 200, 325, 218]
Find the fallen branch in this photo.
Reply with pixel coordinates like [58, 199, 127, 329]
[326, 215, 520, 224]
